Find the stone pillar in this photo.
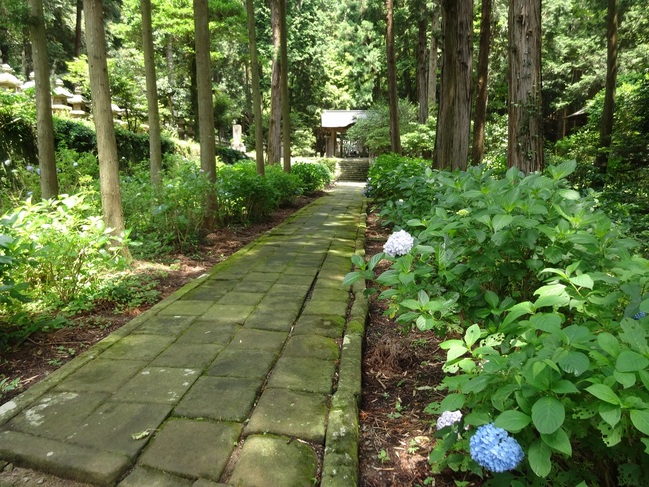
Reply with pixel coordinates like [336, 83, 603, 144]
[326, 128, 336, 157]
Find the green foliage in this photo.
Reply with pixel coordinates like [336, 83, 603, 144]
[0, 375, 21, 401]
[291, 128, 317, 157]
[346, 103, 418, 155]
[216, 146, 251, 165]
[121, 157, 215, 256]
[350, 155, 649, 483]
[215, 162, 278, 224]
[0, 92, 37, 166]
[265, 165, 303, 207]
[291, 162, 332, 194]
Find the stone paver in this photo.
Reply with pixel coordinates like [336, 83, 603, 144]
[0, 183, 367, 486]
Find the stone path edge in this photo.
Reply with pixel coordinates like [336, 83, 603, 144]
[321, 206, 368, 487]
[0, 194, 328, 429]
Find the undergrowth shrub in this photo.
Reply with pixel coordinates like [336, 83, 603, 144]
[265, 164, 303, 207]
[346, 158, 649, 485]
[291, 162, 332, 194]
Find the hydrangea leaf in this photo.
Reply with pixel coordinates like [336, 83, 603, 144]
[528, 438, 552, 477]
[464, 324, 481, 348]
[557, 351, 590, 376]
[616, 350, 649, 372]
[598, 403, 621, 428]
[531, 396, 565, 434]
[585, 384, 620, 405]
[630, 409, 649, 436]
[439, 393, 465, 411]
[540, 427, 572, 456]
[494, 410, 531, 433]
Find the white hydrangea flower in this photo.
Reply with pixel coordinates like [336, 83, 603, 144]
[436, 410, 463, 430]
[383, 229, 414, 257]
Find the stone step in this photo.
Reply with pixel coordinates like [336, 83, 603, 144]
[336, 159, 369, 182]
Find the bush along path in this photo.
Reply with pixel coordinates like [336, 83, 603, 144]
[0, 182, 368, 487]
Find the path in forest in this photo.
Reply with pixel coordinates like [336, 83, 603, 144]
[0, 182, 367, 487]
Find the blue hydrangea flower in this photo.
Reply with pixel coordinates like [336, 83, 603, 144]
[383, 229, 414, 257]
[634, 311, 647, 320]
[26, 165, 34, 172]
[436, 410, 462, 430]
[469, 423, 524, 473]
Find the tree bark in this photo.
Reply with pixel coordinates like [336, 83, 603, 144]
[434, 0, 472, 170]
[279, 0, 291, 172]
[472, 0, 492, 165]
[193, 0, 217, 227]
[268, 0, 281, 165]
[507, 0, 543, 173]
[141, 0, 163, 187]
[417, 12, 428, 124]
[428, 1, 439, 117]
[28, 0, 58, 200]
[84, 0, 127, 246]
[595, 0, 618, 182]
[386, 0, 401, 154]
[74, 0, 83, 57]
[245, 0, 264, 175]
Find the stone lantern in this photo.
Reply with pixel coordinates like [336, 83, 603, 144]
[0, 64, 21, 92]
[51, 79, 72, 114]
[67, 86, 89, 118]
[21, 72, 35, 92]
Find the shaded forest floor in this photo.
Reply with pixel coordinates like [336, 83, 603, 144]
[0, 190, 479, 486]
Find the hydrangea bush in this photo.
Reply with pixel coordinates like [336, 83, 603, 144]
[346, 157, 649, 484]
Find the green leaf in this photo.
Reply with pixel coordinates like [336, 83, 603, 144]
[494, 410, 531, 433]
[569, 274, 594, 289]
[585, 384, 620, 405]
[613, 370, 636, 388]
[640, 298, 649, 313]
[549, 160, 576, 180]
[418, 289, 429, 306]
[630, 410, 649, 435]
[447, 345, 469, 361]
[616, 350, 649, 372]
[557, 351, 590, 376]
[528, 438, 552, 477]
[550, 380, 579, 394]
[464, 324, 481, 348]
[484, 290, 499, 309]
[530, 313, 562, 334]
[534, 294, 570, 309]
[492, 214, 513, 232]
[501, 301, 534, 330]
[541, 428, 572, 456]
[406, 219, 425, 227]
[368, 252, 384, 270]
[597, 333, 621, 358]
[531, 396, 565, 434]
[342, 271, 362, 288]
[620, 320, 649, 354]
[351, 254, 365, 268]
[400, 299, 421, 310]
[557, 188, 580, 200]
[598, 403, 621, 428]
[439, 393, 465, 411]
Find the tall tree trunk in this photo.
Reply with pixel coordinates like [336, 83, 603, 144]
[428, 1, 439, 117]
[74, 0, 83, 57]
[166, 36, 176, 123]
[28, 0, 58, 200]
[279, 0, 291, 172]
[417, 11, 428, 124]
[83, 0, 127, 246]
[507, 0, 543, 173]
[246, 0, 264, 175]
[268, 0, 281, 165]
[595, 0, 618, 183]
[141, 0, 163, 187]
[386, 0, 401, 154]
[472, 0, 492, 165]
[193, 0, 217, 227]
[434, 0, 472, 170]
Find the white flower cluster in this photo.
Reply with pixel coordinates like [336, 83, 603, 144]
[436, 410, 463, 430]
[383, 229, 414, 257]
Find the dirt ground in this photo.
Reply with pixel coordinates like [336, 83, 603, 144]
[1, 193, 480, 486]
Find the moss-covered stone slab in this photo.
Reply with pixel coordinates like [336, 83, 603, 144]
[309, 286, 350, 303]
[111, 367, 200, 404]
[176, 322, 239, 345]
[229, 280, 276, 294]
[267, 357, 336, 394]
[118, 466, 194, 487]
[0, 430, 130, 486]
[283, 335, 339, 361]
[99, 334, 176, 362]
[132, 315, 195, 336]
[139, 418, 241, 482]
[245, 388, 327, 443]
[241, 271, 279, 283]
[70, 401, 172, 457]
[156, 300, 214, 316]
[206, 349, 277, 379]
[243, 307, 297, 332]
[215, 291, 264, 306]
[181, 284, 231, 301]
[7, 392, 109, 440]
[301, 299, 348, 318]
[228, 435, 317, 487]
[150, 343, 222, 369]
[192, 479, 231, 487]
[274, 273, 316, 286]
[174, 376, 262, 422]
[292, 315, 346, 338]
[200, 304, 256, 324]
[227, 328, 288, 352]
[56, 359, 147, 394]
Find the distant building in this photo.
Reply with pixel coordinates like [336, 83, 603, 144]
[320, 110, 366, 157]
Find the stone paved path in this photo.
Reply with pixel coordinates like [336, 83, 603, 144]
[0, 183, 368, 487]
